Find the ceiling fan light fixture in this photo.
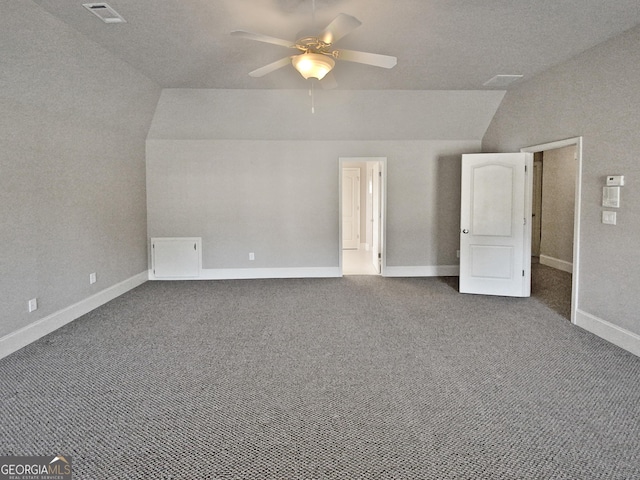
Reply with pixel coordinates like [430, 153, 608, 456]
[292, 53, 335, 80]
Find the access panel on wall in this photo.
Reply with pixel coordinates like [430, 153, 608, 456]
[151, 237, 202, 279]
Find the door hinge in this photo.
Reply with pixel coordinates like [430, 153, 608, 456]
[522, 270, 525, 277]
[194, 243, 197, 250]
[379, 171, 382, 177]
[525, 165, 528, 173]
[378, 253, 382, 259]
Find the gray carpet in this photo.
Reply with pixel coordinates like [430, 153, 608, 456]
[531, 261, 573, 320]
[1, 276, 639, 479]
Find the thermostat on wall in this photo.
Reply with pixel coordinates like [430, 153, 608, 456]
[602, 186, 620, 208]
[606, 175, 624, 186]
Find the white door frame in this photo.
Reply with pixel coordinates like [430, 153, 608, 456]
[365, 167, 374, 250]
[339, 157, 387, 276]
[521, 137, 582, 324]
[369, 161, 382, 274]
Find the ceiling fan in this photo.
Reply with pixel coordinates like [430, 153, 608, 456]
[231, 13, 397, 87]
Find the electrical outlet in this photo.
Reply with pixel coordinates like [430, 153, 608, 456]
[249, 252, 255, 261]
[89, 272, 97, 284]
[28, 298, 38, 312]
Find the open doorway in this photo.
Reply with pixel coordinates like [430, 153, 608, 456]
[339, 157, 386, 276]
[522, 138, 582, 322]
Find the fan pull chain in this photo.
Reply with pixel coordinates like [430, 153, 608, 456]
[310, 81, 315, 114]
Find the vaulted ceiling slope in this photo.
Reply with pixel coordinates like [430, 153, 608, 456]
[30, 0, 640, 90]
[147, 89, 505, 140]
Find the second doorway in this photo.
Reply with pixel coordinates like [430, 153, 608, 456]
[340, 157, 386, 276]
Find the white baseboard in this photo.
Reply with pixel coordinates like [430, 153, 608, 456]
[383, 265, 460, 277]
[150, 267, 341, 281]
[0, 272, 148, 360]
[540, 255, 573, 273]
[151, 265, 460, 279]
[575, 309, 640, 357]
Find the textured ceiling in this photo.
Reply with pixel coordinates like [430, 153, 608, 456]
[30, 0, 640, 90]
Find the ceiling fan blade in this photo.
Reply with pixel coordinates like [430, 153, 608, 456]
[335, 49, 397, 69]
[320, 72, 338, 89]
[230, 30, 294, 49]
[319, 14, 362, 45]
[248, 57, 292, 77]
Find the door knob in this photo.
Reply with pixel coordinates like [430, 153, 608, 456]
[462, 229, 469, 234]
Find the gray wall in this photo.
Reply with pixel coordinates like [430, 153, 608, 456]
[0, 2, 161, 338]
[483, 25, 640, 334]
[540, 146, 576, 266]
[147, 89, 503, 274]
[146, 139, 479, 270]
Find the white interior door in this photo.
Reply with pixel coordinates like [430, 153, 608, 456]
[459, 153, 532, 297]
[342, 167, 360, 250]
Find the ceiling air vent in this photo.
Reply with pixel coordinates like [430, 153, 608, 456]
[483, 75, 523, 88]
[82, 3, 126, 24]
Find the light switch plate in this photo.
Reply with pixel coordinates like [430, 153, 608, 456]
[602, 211, 617, 225]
